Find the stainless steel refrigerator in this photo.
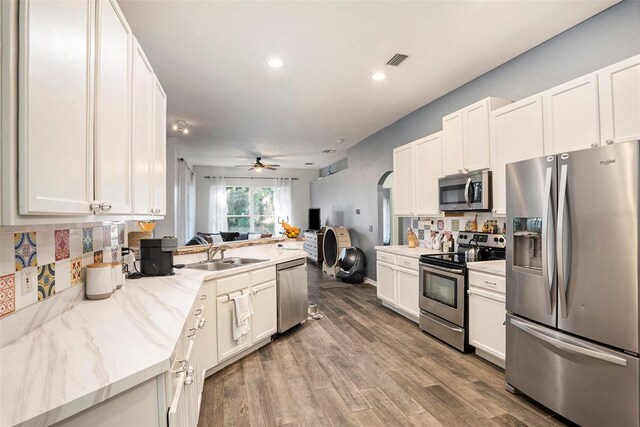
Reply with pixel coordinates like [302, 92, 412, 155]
[505, 140, 639, 427]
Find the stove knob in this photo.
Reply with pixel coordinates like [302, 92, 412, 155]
[494, 237, 499, 243]
[499, 237, 505, 243]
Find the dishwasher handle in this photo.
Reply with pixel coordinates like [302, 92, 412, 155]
[277, 258, 307, 271]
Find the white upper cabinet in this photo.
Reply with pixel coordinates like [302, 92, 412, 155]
[490, 95, 545, 216]
[464, 98, 511, 171]
[392, 143, 415, 216]
[441, 111, 464, 176]
[94, 0, 132, 215]
[131, 38, 154, 215]
[442, 97, 511, 176]
[597, 54, 640, 144]
[152, 75, 167, 216]
[19, 0, 95, 214]
[543, 74, 600, 155]
[414, 132, 442, 216]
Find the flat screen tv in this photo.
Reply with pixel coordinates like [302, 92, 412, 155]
[309, 208, 321, 231]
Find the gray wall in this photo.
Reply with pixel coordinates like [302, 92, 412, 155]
[194, 166, 318, 234]
[310, 0, 640, 280]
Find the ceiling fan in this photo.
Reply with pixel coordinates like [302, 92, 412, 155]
[234, 157, 280, 172]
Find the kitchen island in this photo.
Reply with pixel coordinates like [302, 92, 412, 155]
[0, 243, 306, 427]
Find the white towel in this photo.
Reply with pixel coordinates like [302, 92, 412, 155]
[232, 293, 253, 343]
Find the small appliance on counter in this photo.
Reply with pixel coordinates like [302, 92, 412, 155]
[140, 237, 179, 276]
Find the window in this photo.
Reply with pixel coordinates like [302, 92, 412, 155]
[226, 186, 275, 233]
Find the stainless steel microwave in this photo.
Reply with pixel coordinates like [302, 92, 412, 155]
[438, 170, 492, 211]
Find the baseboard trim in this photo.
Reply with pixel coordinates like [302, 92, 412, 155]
[363, 277, 377, 287]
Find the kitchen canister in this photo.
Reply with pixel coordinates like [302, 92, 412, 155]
[86, 263, 114, 300]
[111, 262, 124, 290]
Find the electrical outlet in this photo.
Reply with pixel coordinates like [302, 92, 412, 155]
[22, 267, 36, 295]
[369, 225, 373, 232]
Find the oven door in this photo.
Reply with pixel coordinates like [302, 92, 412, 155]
[419, 263, 466, 326]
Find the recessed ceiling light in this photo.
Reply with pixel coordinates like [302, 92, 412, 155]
[268, 58, 284, 68]
[372, 72, 386, 81]
[336, 138, 345, 144]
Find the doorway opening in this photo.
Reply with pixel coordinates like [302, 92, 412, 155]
[377, 171, 398, 246]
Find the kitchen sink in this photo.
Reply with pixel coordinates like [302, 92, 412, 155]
[185, 257, 267, 271]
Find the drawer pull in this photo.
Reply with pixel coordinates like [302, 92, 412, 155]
[484, 281, 497, 287]
[200, 294, 207, 300]
[198, 319, 206, 329]
[194, 309, 202, 316]
[187, 328, 197, 338]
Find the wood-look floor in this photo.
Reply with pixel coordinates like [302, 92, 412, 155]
[198, 264, 570, 427]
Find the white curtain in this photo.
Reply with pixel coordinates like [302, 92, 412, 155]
[274, 178, 292, 233]
[176, 160, 196, 245]
[208, 177, 228, 232]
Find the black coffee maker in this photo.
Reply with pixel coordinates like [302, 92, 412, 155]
[140, 237, 179, 276]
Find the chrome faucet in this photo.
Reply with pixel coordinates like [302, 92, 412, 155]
[207, 244, 231, 262]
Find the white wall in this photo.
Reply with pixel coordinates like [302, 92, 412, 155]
[194, 166, 317, 234]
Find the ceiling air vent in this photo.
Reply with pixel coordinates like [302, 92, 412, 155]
[322, 149, 337, 154]
[386, 54, 409, 67]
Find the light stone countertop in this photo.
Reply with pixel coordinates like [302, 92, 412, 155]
[467, 260, 507, 276]
[374, 245, 443, 259]
[0, 243, 307, 427]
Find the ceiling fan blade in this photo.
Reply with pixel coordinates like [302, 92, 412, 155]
[263, 164, 280, 168]
[248, 167, 255, 171]
[266, 167, 277, 171]
[235, 165, 253, 168]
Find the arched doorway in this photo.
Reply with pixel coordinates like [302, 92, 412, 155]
[377, 171, 395, 246]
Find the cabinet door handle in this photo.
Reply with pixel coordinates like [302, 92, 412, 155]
[175, 359, 188, 373]
[200, 294, 207, 300]
[605, 139, 614, 145]
[198, 318, 206, 329]
[464, 168, 469, 172]
[90, 201, 101, 212]
[194, 309, 202, 316]
[187, 328, 197, 338]
[99, 201, 112, 212]
[184, 374, 194, 386]
[591, 143, 599, 148]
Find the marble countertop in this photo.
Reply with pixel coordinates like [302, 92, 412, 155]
[467, 260, 506, 276]
[0, 243, 307, 427]
[374, 245, 443, 259]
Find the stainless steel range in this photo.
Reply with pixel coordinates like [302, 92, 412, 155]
[419, 232, 505, 352]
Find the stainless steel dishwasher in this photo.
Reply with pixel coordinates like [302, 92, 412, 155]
[276, 258, 308, 333]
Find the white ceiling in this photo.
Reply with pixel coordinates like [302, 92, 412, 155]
[119, 0, 616, 169]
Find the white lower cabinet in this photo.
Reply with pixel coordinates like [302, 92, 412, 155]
[251, 280, 277, 343]
[468, 270, 506, 368]
[396, 267, 419, 319]
[217, 287, 252, 362]
[376, 260, 396, 305]
[201, 281, 218, 371]
[376, 252, 420, 322]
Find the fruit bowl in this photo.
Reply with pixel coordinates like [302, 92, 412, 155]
[280, 220, 300, 239]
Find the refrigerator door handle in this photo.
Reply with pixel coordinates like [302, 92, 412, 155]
[557, 163, 570, 319]
[510, 318, 628, 367]
[464, 177, 472, 207]
[542, 166, 555, 315]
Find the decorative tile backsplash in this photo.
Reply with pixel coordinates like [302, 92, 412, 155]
[0, 222, 125, 319]
[408, 212, 505, 249]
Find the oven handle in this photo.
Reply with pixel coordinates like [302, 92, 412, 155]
[420, 264, 464, 275]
